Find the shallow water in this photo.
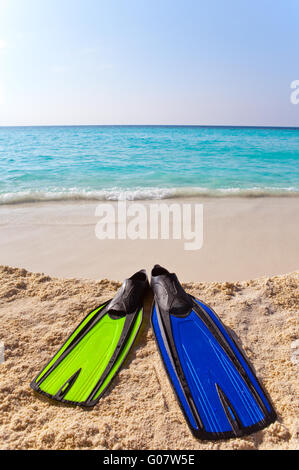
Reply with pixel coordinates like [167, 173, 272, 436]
[0, 125, 298, 203]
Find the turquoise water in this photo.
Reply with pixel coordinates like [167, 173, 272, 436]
[0, 126, 298, 204]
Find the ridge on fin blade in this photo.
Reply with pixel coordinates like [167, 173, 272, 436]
[30, 270, 148, 407]
[151, 265, 277, 440]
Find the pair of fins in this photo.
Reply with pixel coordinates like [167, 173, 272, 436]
[31, 265, 276, 440]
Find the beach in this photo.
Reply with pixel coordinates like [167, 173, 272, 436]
[0, 125, 298, 450]
[1, 0, 299, 453]
[0, 263, 298, 450]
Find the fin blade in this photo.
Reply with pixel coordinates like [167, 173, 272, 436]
[151, 265, 276, 440]
[31, 270, 147, 406]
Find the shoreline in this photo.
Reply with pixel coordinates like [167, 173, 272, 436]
[0, 196, 298, 282]
[1, 190, 299, 206]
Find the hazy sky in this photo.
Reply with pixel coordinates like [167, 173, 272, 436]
[0, 0, 298, 126]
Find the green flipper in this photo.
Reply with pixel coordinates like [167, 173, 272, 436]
[30, 270, 148, 406]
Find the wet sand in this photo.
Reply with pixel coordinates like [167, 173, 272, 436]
[0, 197, 298, 282]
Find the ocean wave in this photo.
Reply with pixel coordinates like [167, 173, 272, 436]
[0, 186, 299, 205]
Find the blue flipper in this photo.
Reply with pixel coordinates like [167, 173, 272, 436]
[151, 265, 276, 440]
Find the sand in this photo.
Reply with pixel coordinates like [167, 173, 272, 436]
[0, 265, 298, 450]
[0, 197, 298, 282]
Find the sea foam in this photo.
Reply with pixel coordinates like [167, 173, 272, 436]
[0, 186, 298, 205]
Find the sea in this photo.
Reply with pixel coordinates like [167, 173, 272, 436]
[0, 125, 298, 204]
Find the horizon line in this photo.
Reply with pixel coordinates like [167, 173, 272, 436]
[0, 124, 299, 130]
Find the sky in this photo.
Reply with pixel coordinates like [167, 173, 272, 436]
[0, 0, 298, 126]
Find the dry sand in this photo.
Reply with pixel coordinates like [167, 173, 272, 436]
[0, 265, 298, 450]
[0, 197, 298, 282]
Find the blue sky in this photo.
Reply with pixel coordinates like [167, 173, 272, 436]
[0, 0, 298, 126]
